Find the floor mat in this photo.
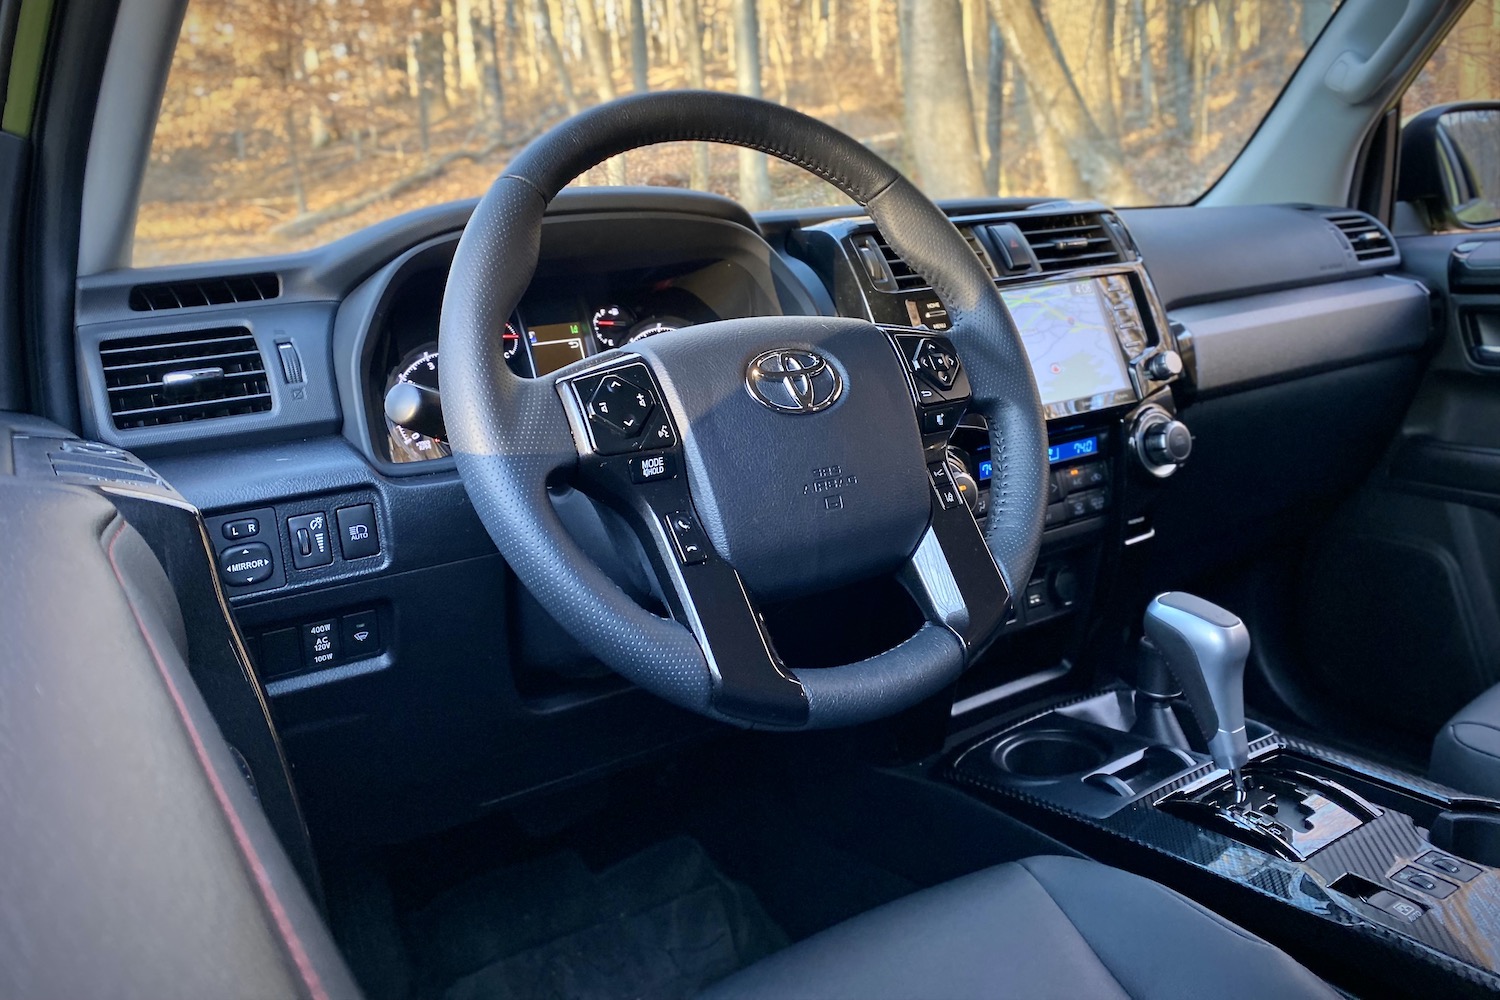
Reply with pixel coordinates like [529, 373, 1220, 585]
[404, 836, 787, 1000]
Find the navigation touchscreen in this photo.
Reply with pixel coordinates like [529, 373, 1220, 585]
[1000, 279, 1137, 418]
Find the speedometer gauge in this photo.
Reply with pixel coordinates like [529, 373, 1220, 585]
[629, 316, 689, 341]
[384, 344, 452, 464]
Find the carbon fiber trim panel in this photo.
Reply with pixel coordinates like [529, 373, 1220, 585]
[948, 698, 1500, 996]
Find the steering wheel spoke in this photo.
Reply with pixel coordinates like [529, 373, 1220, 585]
[557, 353, 810, 727]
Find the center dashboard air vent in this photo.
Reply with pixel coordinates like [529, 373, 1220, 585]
[850, 227, 997, 292]
[1323, 212, 1398, 265]
[100, 326, 272, 430]
[1011, 213, 1123, 272]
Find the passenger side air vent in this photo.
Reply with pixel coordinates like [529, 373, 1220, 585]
[1012, 213, 1123, 272]
[1324, 212, 1398, 264]
[850, 227, 996, 292]
[128, 272, 280, 311]
[100, 326, 272, 430]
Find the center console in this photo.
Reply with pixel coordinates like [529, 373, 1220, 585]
[944, 593, 1500, 998]
[799, 204, 1196, 707]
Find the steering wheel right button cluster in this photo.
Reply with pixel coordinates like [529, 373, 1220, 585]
[891, 331, 971, 438]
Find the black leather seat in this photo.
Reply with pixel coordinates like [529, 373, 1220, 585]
[1432, 683, 1500, 798]
[702, 855, 1334, 999]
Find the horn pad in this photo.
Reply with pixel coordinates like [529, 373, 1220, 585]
[631, 316, 932, 601]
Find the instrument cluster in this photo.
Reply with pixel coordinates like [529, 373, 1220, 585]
[372, 256, 757, 464]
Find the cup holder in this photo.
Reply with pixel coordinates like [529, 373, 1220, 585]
[990, 728, 1112, 781]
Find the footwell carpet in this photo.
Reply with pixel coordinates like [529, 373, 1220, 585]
[405, 837, 787, 1000]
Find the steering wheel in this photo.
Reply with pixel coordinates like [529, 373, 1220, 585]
[441, 92, 1046, 729]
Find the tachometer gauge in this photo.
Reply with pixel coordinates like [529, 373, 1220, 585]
[590, 305, 636, 349]
[384, 345, 452, 464]
[629, 316, 689, 341]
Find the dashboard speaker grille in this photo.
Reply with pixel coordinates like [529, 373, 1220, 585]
[101, 326, 272, 429]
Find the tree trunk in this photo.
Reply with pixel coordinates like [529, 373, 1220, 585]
[734, 0, 772, 209]
[984, 20, 1004, 193]
[283, 105, 308, 215]
[869, 0, 885, 76]
[630, 0, 650, 91]
[1046, 0, 1117, 144]
[442, 0, 463, 108]
[985, 0, 1146, 203]
[531, 0, 579, 114]
[675, 0, 711, 191]
[576, 0, 626, 184]
[1165, 0, 1190, 138]
[1132, 0, 1154, 124]
[472, 0, 505, 134]
[905, 0, 985, 197]
[577, 0, 618, 101]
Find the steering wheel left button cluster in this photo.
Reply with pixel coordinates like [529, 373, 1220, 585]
[576, 362, 677, 455]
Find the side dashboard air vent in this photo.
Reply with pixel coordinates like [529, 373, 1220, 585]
[1012, 213, 1123, 272]
[1324, 212, 1397, 264]
[850, 227, 997, 292]
[128, 272, 280, 311]
[100, 326, 272, 430]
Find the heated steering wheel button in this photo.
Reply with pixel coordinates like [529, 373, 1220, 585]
[588, 374, 654, 437]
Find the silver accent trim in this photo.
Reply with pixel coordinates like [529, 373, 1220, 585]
[744, 348, 844, 414]
[950, 662, 1073, 716]
[1124, 528, 1157, 546]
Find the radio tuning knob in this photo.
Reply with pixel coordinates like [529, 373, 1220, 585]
[1144, 350, 1183, 381]
[1132, 406, 1191, 478]
[1144, 420, 1193, 466]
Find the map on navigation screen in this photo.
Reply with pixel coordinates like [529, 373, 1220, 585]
[1001, 280, 1134, 410]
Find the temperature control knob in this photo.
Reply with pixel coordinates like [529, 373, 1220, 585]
[1132, 407, 1192, 478]
[1144, 350, 1183, 381]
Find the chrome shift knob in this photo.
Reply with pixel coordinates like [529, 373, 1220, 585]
[1143, 593, 1252, 781]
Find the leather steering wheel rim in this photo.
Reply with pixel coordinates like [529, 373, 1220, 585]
[441, 91, 1047, 729]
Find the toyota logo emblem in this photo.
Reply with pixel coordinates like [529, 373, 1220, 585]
[745, 349, 843, 414]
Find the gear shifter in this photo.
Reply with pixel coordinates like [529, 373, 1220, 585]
[1143, 593, 1252, 797]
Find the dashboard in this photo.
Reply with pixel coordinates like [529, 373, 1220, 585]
[66, 187, 1433, 843]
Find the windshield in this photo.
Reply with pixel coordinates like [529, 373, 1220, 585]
[134, 0, 1339, 266]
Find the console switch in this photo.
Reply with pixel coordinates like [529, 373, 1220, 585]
[287, 512, 333, 569]
[1417, 851, 1481, 882]
[1367, 890, 1426, 923]
[336, 504, 381, 559]
[340, 610, 380, 658]
[1393, 866, 1458, 899]
[219, 542, 275, 586]
[301, 620, 339, 668]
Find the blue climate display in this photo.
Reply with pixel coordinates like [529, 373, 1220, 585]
[1048, 436, 1100, 465]
[977, 459, 993, 482]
